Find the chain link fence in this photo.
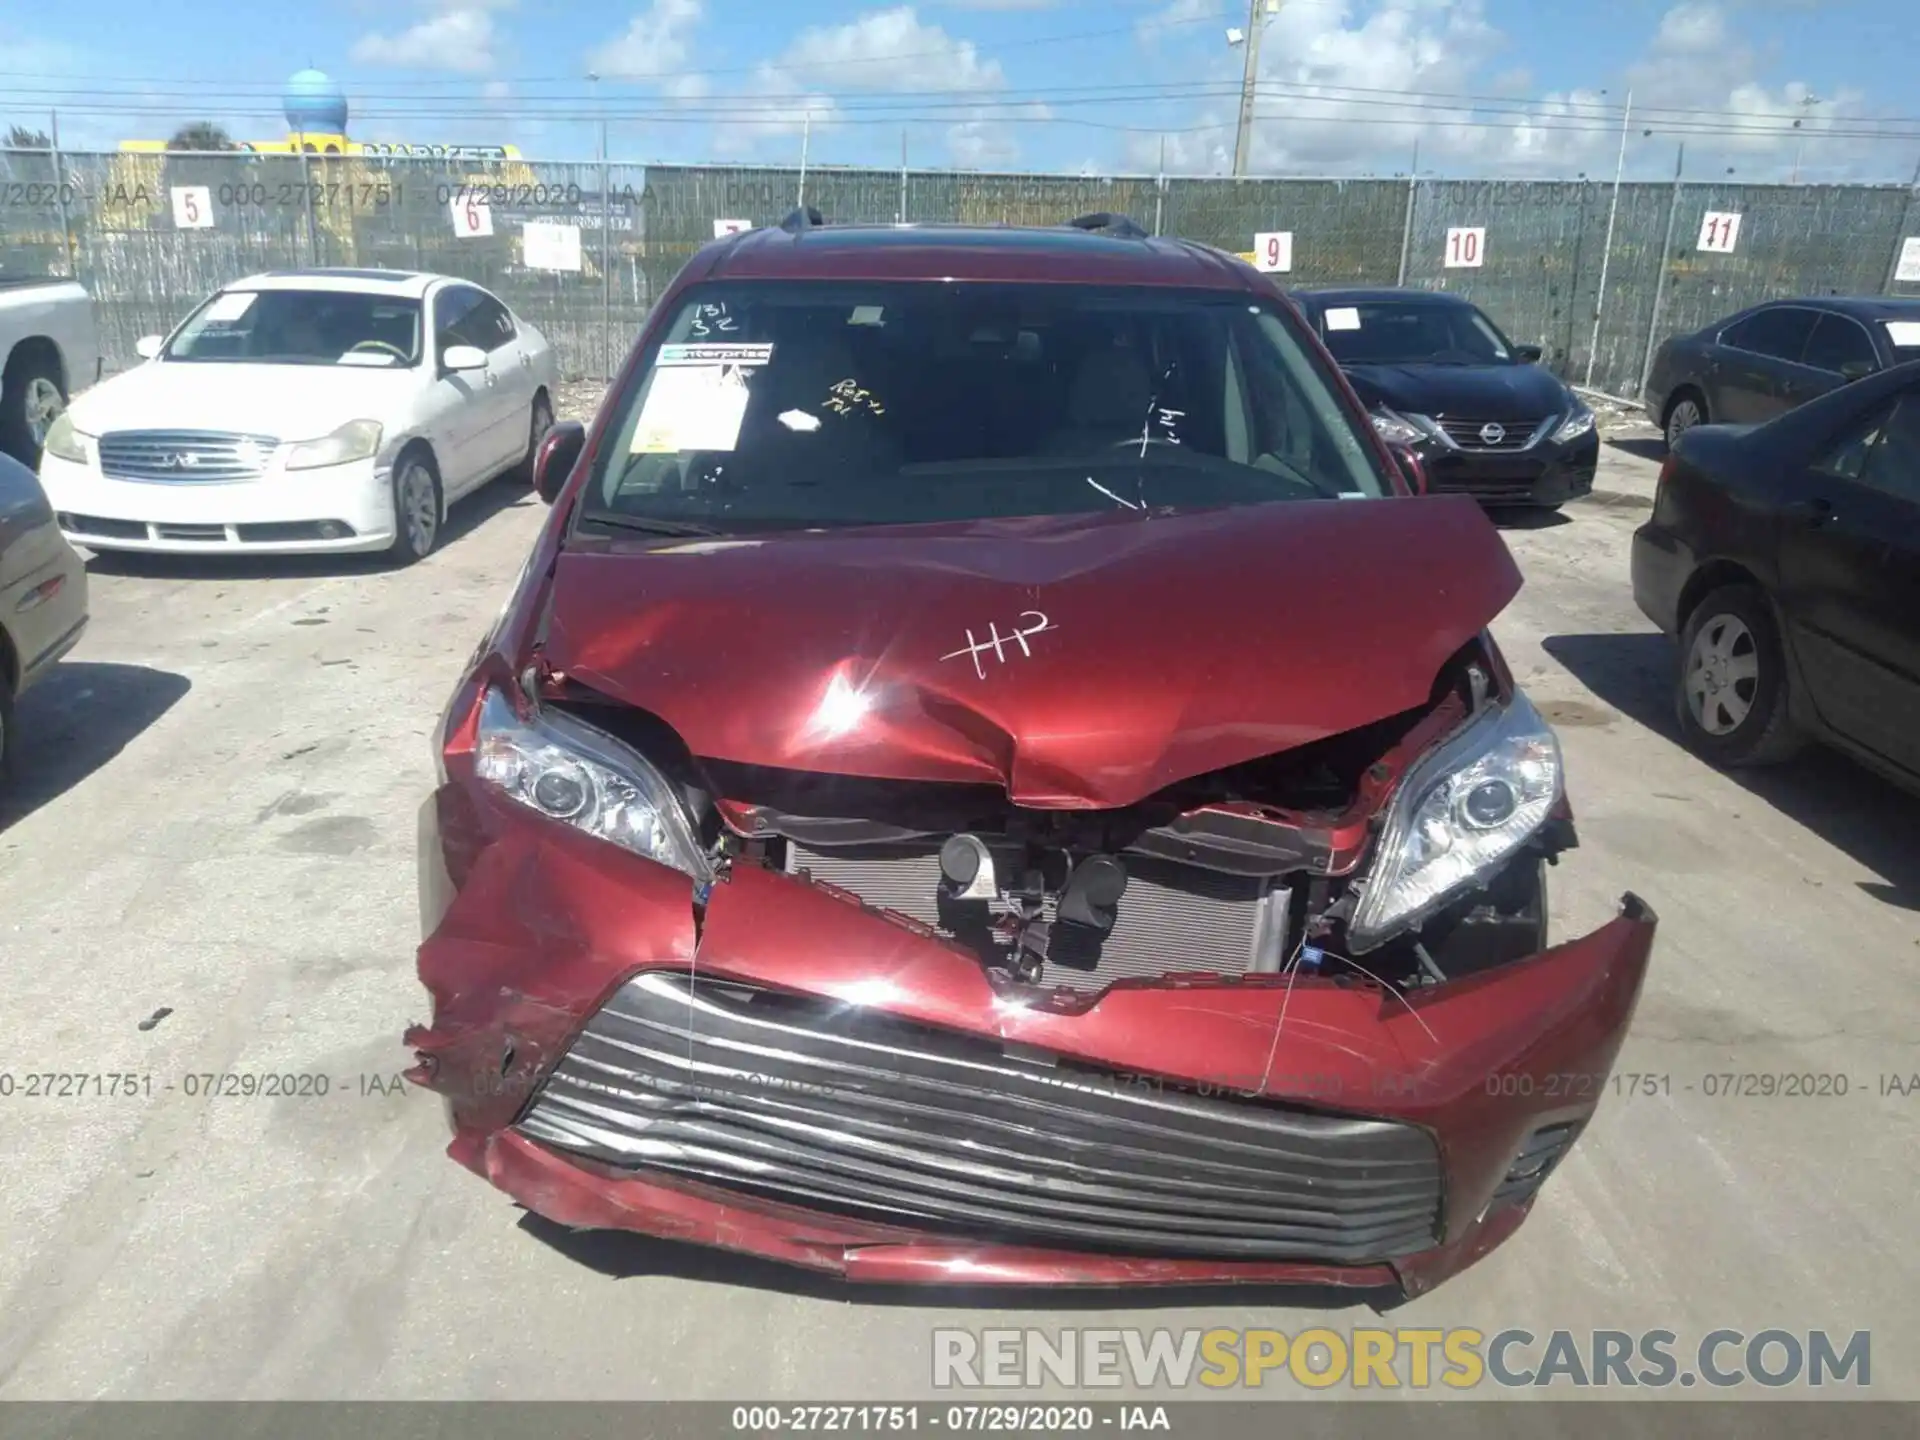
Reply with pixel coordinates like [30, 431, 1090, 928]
[4, 147, 1917, 399]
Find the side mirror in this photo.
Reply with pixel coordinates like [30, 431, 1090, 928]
[441, 343, 487, 373]
[1389, 443, 1428, 495]
[533, 420, 586, 504]
[1513, 343, 1544, 364]
[1839, 359, 1876, 382]
[135, 335, 164, 360]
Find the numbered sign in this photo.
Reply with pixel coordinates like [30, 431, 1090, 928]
[1895, 236, 1920, 284]
[1252, 231, 1294, 274]
[1443, 227, 1485, 268]
[169, 186, 214, 230]
[713, 218, 752, 238]
[1697, 212, 1742, 254]
[522, 221, 582, 272]
[450, 193, 494, 239]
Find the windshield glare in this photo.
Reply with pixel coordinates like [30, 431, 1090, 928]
[166, 289, 424, 366]
[581, 282, 1389, 535]
[1317, 300, 1513, 366]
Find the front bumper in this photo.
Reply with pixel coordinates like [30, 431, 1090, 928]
[37, 451, 398, 554]
[410, 791, 1656, 1295]
[1414, 430, 1599, 507]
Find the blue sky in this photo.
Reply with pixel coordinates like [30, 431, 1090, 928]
[3, 0, 1916, 180]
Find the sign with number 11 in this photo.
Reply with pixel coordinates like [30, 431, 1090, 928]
[1697, 212, 1742, 253]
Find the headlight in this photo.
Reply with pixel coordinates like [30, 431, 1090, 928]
[473, 688, 711, 880]
[1370, 409, 1430, 447]
[42, 411, 88, 464]
[1347, 690, 1562, 951]
[285, 419, 383, 471]
[1551, 406, 1595, 444]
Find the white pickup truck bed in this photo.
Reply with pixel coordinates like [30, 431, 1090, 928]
[0, 277, 100, 468]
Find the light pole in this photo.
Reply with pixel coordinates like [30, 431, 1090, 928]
[1227, 0, 1285, 178]
[1790, 93, 1820, 184]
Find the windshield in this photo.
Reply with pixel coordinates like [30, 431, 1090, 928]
[1315, 300, 1514, 366]
[165, 289, 424, 366]
[579, 282, 1388, 535]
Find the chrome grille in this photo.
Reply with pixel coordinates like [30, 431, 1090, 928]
[97, 429, 279, 482]
[784, 842, 1283, 992]
[1434, 416, 1548, 452]
[518, 971, 1445, 1263]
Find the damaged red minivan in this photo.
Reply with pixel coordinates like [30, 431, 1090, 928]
[409, 211, 1656, 1296]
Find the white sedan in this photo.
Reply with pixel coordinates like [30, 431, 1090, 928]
[36, 268, 558, 563]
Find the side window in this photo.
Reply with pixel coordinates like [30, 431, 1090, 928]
[1858, 393, 1920, 504]
[434, 287, 481, 357]
[1813, 404, 1889, 482]
[465, 296, 516, 353]
[1738, 307, 1820, 363]
[1801, 314, 1879, 376]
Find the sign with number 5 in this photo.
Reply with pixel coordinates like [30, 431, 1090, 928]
[169, 185, 214, 230]
[1443, 227, 1485, 268]
[450, 193, 494, 238]
[1697, 211, 1741, 254]
[1252, 231, 1293, 274]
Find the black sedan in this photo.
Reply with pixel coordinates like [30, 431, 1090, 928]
[1293, 287, 1599, 509]
[1631, 359, 1920, 788]
[1643, 295, 1920, 451]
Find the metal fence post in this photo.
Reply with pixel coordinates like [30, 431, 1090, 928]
[601, 121, 613, 382]
[1396, 141, 1419, 286]
[297, 143, 320, 265]
[1639, 143, 1686, 399]
[48, 110, 76, 280]
[899, 130, 908, 224]
[1153, 136, 1166, 236]
[1584, 89, 1632, 388]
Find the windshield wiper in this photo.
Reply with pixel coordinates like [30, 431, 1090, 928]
[577, 512, 725, 538]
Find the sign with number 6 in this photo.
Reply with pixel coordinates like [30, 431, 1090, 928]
[1443, 227, 1485, 268]
[450, 193, 494, 238]
[1252, 231, 1293, 274]
[169, 185, 214, 230]
[1697, 211, 1742, 254]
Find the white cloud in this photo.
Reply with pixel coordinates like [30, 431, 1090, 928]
[591, 0, 704, 82]
[707, 7, 1038, 166]
[1126, 0, 1909, 181]
[351, 0, 514, 75]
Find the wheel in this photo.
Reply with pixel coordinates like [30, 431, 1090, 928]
[388, 450, 444, 565]
[1664, 390, 1706, 451]
[0, 352, 66, 469]
[511, 393, 554, 486]
[1674, 584, 1805, 767]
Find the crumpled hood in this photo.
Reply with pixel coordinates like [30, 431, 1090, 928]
[1342, 361, 1574, 421]
[68, 359, 419, 443]
[542, 497, 1522, 808]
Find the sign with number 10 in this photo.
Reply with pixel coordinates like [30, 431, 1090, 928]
[1444, 227, 1485, 268]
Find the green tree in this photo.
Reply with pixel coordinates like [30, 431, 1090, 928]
[167, 122, 235, 151]
[5, 126, 52, 149]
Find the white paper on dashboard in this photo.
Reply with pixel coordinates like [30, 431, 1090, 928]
[1325, 307, 1362, 331]
[630, 345, 774, 454]
[1883, 321, 1920, 348]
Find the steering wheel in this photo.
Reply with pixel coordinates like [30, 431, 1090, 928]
[346, 339, 410, 361]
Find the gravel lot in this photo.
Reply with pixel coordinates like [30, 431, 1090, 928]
[2, 415, 1915, 1401]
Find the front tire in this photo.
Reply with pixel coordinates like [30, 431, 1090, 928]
[1674, 584, 1804, 766]
[0, 353, 66, 469]
[388, 450, 444, 565]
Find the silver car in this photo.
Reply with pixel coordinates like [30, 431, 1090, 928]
[0, 450, 88, 775]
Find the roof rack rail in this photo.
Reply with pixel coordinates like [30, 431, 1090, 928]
[1066, 212, 1150, 240]
[780, 206, 826, 233]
